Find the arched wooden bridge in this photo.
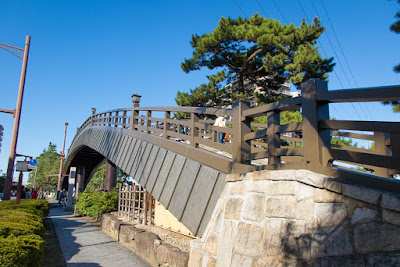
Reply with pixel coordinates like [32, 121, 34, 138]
[64, 80, 400, 236]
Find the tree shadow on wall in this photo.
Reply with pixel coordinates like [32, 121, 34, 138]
[278, 210, 353, 266]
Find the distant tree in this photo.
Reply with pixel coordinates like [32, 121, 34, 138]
[180, 13, 334, 105]
[85, 163, 106, 192]
[117, 169, 130, 185]
[253, 111, 354, 147]
[387, 0, 400, 111]
[391, 0, 400, 73]
[85, 162, 130, 192]
[28, 142, 60, 192]
[176, 71, 232, 108]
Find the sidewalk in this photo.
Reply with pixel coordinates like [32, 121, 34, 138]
[49, 204, 150, 267]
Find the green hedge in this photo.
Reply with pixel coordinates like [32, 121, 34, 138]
[76, 189, 118, 218]
[0, 199, 49, 267]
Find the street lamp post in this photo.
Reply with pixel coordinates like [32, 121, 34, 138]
[0, 36, 31, 200]
[56, 122, 69, 197]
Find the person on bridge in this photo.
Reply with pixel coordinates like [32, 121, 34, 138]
[214, 115, 227, 144]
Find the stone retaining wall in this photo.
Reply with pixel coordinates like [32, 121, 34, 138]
[101, 213, 190, 266]
[189, 169, 400, 266]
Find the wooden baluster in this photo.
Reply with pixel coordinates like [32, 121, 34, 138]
[191, 113, 199, 147]
[301, 79, 330, 166]
[108, 112, 112, 127]
[267, 111, 281, 165]
[146, 111, 151, 134]
[115, 111, 119, 127]
[374, 132, 391, 177]
[123, 110, 127, 129]
[177, 124, 183, 140]
[232, 101, 251, 163]
[164, 111, 170, 139]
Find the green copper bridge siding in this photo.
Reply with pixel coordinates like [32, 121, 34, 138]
[66, 126, 227, 237]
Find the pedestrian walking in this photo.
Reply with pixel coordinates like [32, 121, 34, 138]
[214, 115, 227, 144]
[58, 189, 66, 206]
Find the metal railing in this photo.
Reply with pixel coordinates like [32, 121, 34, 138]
[72, 79, 400, 190]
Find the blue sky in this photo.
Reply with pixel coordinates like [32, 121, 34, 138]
[0, 0, 399, 183]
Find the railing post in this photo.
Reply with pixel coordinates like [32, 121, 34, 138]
[374, 132, 391, 177]
[191, 113, 199, 147]
[267, 111, 281, 164]
[301, 79, 330, 166]
[131, 103, 139, 131]
[146, 111, 151, 134]
[91, 108, 96, 126]
[115, 111, 119, 127]
[164, 111, 170, 139]
[232, 101, 251, 163]
[390, 133, 400, 177]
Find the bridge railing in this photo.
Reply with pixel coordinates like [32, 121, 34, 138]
[131, 106, 234, 154]
[241, 80, 400, 181]
[73, 79, 400, 186]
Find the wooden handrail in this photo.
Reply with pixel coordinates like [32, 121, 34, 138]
[317, 85, 400, 103]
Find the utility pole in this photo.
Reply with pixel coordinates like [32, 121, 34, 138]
[1, 35, 31, 200]
[57, 122, 68, 198]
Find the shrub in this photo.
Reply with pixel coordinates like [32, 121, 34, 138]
[0, 234, 44, 267]
[76, 189, 118, 218]
[0, 199, 49, 266]
[0, 199, 49, 217]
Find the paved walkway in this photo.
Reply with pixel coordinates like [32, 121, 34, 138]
[50, 205, 150, 267]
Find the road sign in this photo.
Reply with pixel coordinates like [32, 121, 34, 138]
[29, 159, 37, 166]
[16, 161, 35, 172]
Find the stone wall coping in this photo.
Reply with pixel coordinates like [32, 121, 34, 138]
[226, 169, 400, 211]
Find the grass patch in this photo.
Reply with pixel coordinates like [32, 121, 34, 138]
[41, 217, 65, 267]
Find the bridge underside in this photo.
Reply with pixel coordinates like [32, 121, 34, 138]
[64, 126, 227, 236]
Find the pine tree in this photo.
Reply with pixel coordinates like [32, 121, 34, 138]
[391, 0, 400, 73]
[179, 13, 334, 107]
[386, 1, 400, 112]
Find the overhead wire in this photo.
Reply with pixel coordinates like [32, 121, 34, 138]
[297, 0, 369, 121]
[309, 0, 371, 121]
[232, 0, 248, 18]
[317, 0, 374, 121]
[296, 0, 347, 119]
[270, 0, 288, 24]
[255, 0, 269, 17]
